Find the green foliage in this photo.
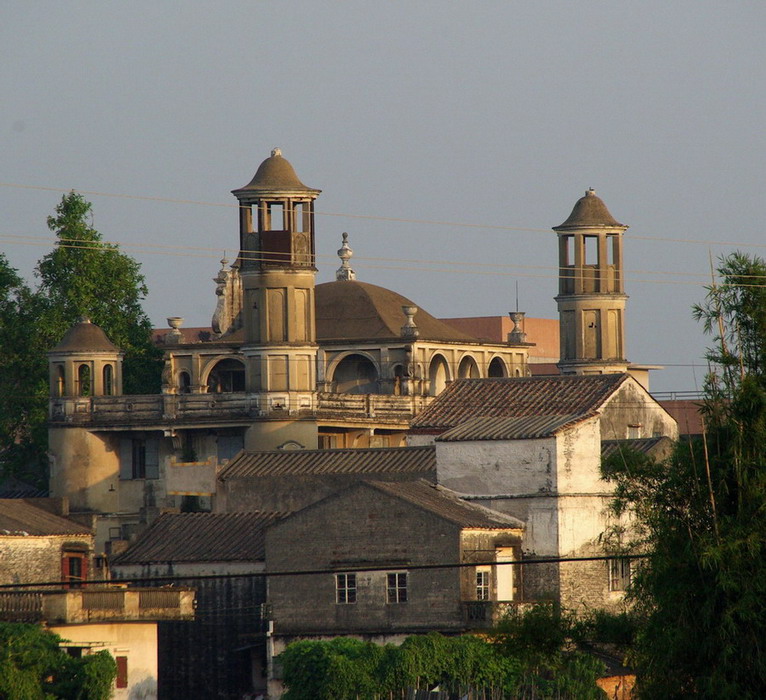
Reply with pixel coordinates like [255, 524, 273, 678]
[0, 623, 115, 700]
[0, 192, 161, 487]
[279, 609, 608, 699]
[37, 192, 162, 395]
[602, 252, 766, 698]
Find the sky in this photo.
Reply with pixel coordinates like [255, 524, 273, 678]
[2, 2, 765, 396]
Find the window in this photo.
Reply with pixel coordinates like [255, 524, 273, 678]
[55, 365, 65, 397]
[627, 424, 642, 439]
[609, 558, 632, 592]
[62, 551, 87, 589]
[476, 567, 491, 601]
[77, 364, 91, 397]
[179, 371, 191, 394]
[116, 656, 128, 689]
[103, 364, 114, 395]
[120, 436, 160, 480]
[336, 573, 356, 604]
[386, 572, 408, 604]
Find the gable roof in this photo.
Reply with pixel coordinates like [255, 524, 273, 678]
[0, 500, 91, 537]
[436, 414, 593, 442]
[218, 445, 436, 480]
[366, 480, 524, 529]
[110, 512, 285, 565]
[411, 374, 629, 433]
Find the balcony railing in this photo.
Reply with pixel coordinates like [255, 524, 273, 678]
[0, 588, 195, 624]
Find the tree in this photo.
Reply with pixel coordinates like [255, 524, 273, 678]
[603, 252, 766, 697]
[0, 193, 162, 488]
[0, 622, 116, 700]
[36, 192, 161, 394]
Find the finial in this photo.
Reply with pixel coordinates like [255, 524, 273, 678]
[585, 188, 596, 196]
[336, 232, 356, 281]
[401, 305, 419, 338]
[220, 255, 229, 270]
[78, 316, 92, 324]
[271, 147, 282, 158]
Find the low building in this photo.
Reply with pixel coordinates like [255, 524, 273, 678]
[264, 479, 523, 697]
[111, 511, 282, 699]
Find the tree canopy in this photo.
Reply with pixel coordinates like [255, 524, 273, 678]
[0, 192, 161, 488]
[0, 622, 116, 700]
[603, 252, 766, 698]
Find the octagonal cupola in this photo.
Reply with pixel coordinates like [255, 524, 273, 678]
[48, 317, 124, 397]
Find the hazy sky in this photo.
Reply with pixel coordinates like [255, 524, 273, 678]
[3, 2, 765, 395]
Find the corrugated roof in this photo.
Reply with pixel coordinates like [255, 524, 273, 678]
[367, 480, 524, 529]
[219, 445, 436, 480]
[436, 414, 592, 442]
[411, 374, 628, 433]
[0, 500, 91, 536]
[111, 512, 285, 565]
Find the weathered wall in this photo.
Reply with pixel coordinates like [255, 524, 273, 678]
[600, 380, 678, 440]
[0, 535, 93, 586]
[265, 485, 464, 636]
[48, 622, 158, 700]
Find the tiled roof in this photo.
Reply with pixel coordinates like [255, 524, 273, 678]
[411, 374, 628, 433]
[367, 480, 524, 529]
[0, 500, 91, 537]
[111, 512, 285, 565]
[315, 281, 475, 343]
[218, 445, 436, 480]
[436, 414, 592, 442]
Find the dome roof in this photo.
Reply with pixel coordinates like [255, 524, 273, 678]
[51, 318, 120, 353]
[233, 148, 319, 195]
[554, 188, 625, 229]
[316, 280, 475, 342]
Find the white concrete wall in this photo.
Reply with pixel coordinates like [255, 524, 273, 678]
[49, 622, 158, 700]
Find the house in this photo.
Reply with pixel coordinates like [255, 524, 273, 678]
[408, 373, 677, 609]
[217, 444, 436, 513]
[110, 511, 283, 699]
[0, 498, 97, 587]
[264, 479, 523, 698]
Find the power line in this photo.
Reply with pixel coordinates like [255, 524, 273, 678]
[0, 553, 648, 591]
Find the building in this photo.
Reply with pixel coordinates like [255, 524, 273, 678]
[264, 479, 523, 698]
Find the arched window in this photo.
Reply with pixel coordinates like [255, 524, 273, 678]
[77, 364, 91, 397]
[55, 365, 65, 397]
[179, 371, 191, 394]
[331, 354, 379, 394]
[103, 364, 114, 395]
[207, 359, 246, 393]
[428, 355, 449, 396]
[458, 356, 480, 379]
[392, 364, 404, 396]
[488, 357, 507, 378]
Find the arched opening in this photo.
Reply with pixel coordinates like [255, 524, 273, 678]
[488, 357, 507, 378]
[103, 364, 114, 396]
[207, 359, 246, 393]
[77, 364, 91, 397]
[55, 365, 65, 397]
[179, 371, 191, 394]
[458, 356, 480, 379]
[393, 364, 404, 396]
[332, 354, 379, 394]
[428, 355, 450, 396]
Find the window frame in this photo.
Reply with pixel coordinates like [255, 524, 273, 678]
[475, 566, 491, 601]
[336, 573, 357, 604]
[386, 571, 408, 604]
[608, 557, 632, 592]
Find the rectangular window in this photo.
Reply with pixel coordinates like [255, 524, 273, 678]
[627, 424, 642, 439]
[476, 567, 491, 601]
[386, 572, 408, 604]
[116, 656, 128, 689]
[609, 558, 632, 592]
[120, 436, 160, 480]
[62, 552, 87, 589]
[336, 573, 356, 604]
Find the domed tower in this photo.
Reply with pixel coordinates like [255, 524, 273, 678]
[232, 149, 321, 449]
[553, 189, 629, 375]
[48, 318, 123, 512]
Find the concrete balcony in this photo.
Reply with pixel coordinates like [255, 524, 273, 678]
[0, 588, 195, 624]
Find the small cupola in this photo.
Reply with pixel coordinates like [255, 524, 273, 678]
[48, 317, 124, 397]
